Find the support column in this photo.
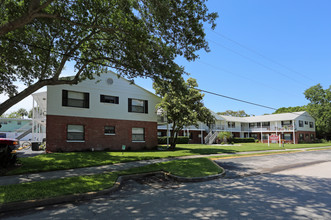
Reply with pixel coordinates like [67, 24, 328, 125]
[260, 122, 263, 143]
[292, 120, 296, 144]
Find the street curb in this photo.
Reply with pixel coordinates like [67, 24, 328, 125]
[0, 163, 225, 213]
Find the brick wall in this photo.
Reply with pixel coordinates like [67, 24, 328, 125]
[46, 115, 158, 152]
[258, 131, 316, 144]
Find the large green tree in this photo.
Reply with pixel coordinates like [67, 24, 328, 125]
[0, 0, 217, 115]
[304, 84, 331, 140]
[154, 76, 215, 149]
[274, 84, 331, 140]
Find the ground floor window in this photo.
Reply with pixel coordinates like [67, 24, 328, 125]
[104, 126, 115, 135]
[299, 133, 304, 141]
[132, 128, 145, 142]
[250, 133, 258, 139]
[305, 133, 309, 140]
[262, 134, 269, 140]
[310, 133, 314, 140]
[284, 133, 292, 141]
[67, 125, 84, 141]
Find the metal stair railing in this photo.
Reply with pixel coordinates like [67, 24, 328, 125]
[16, 128, 32, 140]
[208, 131, 219, 145]
[204, 130, 213, 144]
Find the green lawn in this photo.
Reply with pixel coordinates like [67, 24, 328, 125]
[0, 158, 222, 204]
[7, 142, 331, 175]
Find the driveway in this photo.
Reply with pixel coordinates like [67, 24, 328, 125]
[2, 150, 331, 220]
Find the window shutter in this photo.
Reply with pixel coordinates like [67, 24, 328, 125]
[62, 90, 68, 106]
[144, 100, 148, 114]
[116, 96, 119, 104]
[100, 95, 105, 102]
[128, 98, 132, 112]
[84, 93, 89, 108]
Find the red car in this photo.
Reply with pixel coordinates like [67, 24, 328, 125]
[0, 138, 20, 151]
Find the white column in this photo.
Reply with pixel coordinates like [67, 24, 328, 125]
[276, 121, 278, 136]
[32, 97, 35, 142]
[166, 123, 169, 148]
[292, 120, 296, 144]
[260, 122, 263, 143]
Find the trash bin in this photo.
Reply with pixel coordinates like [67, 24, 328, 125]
[32, 142, 41, 151]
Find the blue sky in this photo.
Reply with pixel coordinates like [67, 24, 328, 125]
[2, 0, 331, 116]
[136, 0, 331, 115]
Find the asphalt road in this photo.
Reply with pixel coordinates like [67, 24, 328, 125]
[3, 149, 331, 220]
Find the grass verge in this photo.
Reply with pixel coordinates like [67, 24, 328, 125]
[6, 142, 331, 175]
[0, 158, 222, 204]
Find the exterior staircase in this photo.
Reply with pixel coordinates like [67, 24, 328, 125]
[204, 130, 219, 145]
[16, 128, 32, 140]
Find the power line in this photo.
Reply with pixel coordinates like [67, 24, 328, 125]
[194, 87, 277, 111]
[196, 60, 303, 99]
[207, 37, 310, 87]
[194, 87, 311, 118]
[212, 31, 317, 82]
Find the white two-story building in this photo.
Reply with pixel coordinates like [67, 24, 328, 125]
[43, 72, 160, 152]
[158, 111, 316, 144]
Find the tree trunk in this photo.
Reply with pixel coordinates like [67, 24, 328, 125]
[0, 78, 78, 115]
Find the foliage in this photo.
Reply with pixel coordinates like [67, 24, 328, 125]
[154, 77, 215, 149]
[273, 106, 307, 114]
[217, 132, 233, 144]
[0, 158, 222, 204]
[0, 0, 217, 115]
[158, 136, 189, 145]
[274, 84, 331, 140]
[232, 137, 256, 143]
[7, 108, 28, 118]
[0, 145, 17, 170]
[304, 84, 331, 140]
[217, 110, 250, 117]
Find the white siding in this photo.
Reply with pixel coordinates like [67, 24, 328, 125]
[295, 112, 316, 132]
[47, 73, 161, 122]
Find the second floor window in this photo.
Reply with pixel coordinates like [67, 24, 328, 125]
[62, 90, 89, 108]
[100, 95, 119, 104]
[299, 120, 303, 127]
[128, 98, 148, 114]
[309, 122, 314, 128]
[228, 122, 235, 128]
[281, 120, 292, 126]
[262, 122, 270, 126]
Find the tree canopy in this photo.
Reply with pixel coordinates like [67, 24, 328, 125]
[304, 84, 331, 140]
[273, 106, 307, 114]
[154, 76, 214, 149]
[274, 84, 331, 140]
[217, 110, 250, 117]
[0, 0, 217, 115]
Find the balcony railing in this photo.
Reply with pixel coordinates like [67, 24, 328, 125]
[241, 125, 294, 132]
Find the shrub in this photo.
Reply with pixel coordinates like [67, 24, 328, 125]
[0, 145, 17, 169]
[233, 137, 255, 143]
[158, 136, 189, 144]
[217, 132, 233, 144]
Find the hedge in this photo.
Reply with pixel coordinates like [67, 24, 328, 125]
[233, 137, 255, 143]
[158, 136, 189, 144]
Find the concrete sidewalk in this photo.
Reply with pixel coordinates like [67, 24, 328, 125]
[0, 146, 330, 186]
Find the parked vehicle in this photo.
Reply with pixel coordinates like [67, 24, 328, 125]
[0, 138, 20, 151]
